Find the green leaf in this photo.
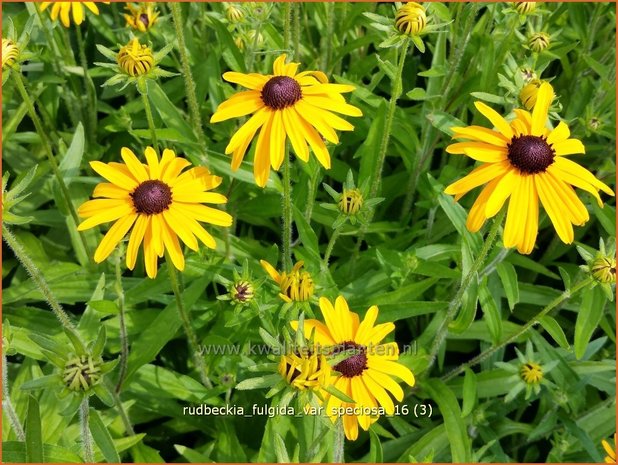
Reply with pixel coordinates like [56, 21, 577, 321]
[496, 261, 519, 311]
[87, 300, 119, 315]
[574, 286, 606, 359]
[423, 379, 472, 462]
[58, 122, 84, 186]
[20, 374, 62, 391]
[538, 315, 570, 350]
[273, 433, 290, 463]
[478, 280, 502, 344]
[2, 441, 83, 463]
[369, 429, 384, 463]
[461, 368, 477, 417]
[89, 408, 120, 463]
[292, 205, 321, 265]
[25, 395, 44, 463]
[322, 384, 356, 404]
[235, 374, 282, 390]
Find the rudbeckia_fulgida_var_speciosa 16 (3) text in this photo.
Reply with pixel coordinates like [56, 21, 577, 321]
[77, 147, 233, 278]
[210, 54, 363, 187]
[444, 82, 614, 254]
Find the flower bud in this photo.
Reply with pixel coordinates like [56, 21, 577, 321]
[338, 188, 363, 215]
[528, 32, 550, 53]
[2, 38, 19, 69]
[117, 38, 155, 77]
[395, 3, 427, 36]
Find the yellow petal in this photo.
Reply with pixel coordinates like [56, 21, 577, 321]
[530, 82, 553, 136]
[302, 83, 356, 95]
[502, 175, 526, 251]
[161, 220, 185, 271]
[269, 111, 286, 170]
[253, 111, 274, 187]
[143, 222, 158, 279]
[173, 202, 233, 227]
[144, 146, 160, 179]
[60, 4, 71, 27]
[474, 101, 513, 139]
[282, 107, 309, 162]
[126, 215, 149, 270]
[367, 358, 415, 386]
[544, 170, 589, 225]
[162, 209, 198, 251]
[150, 215, 165, 257]
[302, 95, 362, 117]
[295, 100, 339, 144]
[78, 199, 128, 217]
[535, 173, 574, 244]
[444, 161, 510, 197]
[465, 176, 502, 233]
[260, 260, 281, 283]
[547, 165, 603, 207]
[222, 72, 269, 90]
[289, 319, 335, 346]
[484, 168, 518, 218]
[93, 214, 137, 263]
[273, 54, 287, 75]
[161, 158, 191, 184]
[365, 369, 404, 401]
[520, 176, 539, 254]
[92, 183, 131, 199]
[90, 161, 139, 190]
[546, 121, 570, 145]
[120, 147, 149, 182]
[553, 139, 585, 156]
[361, 374, 394, 415]
[553, 157, 614, 196]
[451, 125, 508, 147]
[319, 296, 344, 343]
[72, 3, 84, 25]
[354, 305, 379, 346]
[210, 91, 264, 123]
[77, 203, 133, 231]
[293, 108, 331, 168]
[225, 107, 269, 161]
[365, 323, 395, 345]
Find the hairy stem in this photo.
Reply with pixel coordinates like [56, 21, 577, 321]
[114, 247, 129, 393]
[80, 398, 93, 463]
[2, 353, 25, 441]
[322, 228, 341, 268]
[427, 208, 506, 371]
[141, 90, 159, 153]
[170, 3, 209, 165]
[441, 278, 594, 382]
[281, 148, 293, 271]
[74, 26, 97, 144]
[167, 257, 213, 388]
[3, 225, 77, 333]
[333, 417, 345, 463]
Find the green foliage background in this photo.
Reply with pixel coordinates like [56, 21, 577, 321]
[2, 2, 616, 463]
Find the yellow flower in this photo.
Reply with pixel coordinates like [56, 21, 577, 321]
[529, 32, 550, 52]
[117, 38, 155, 77]
[292, 296, 415, 441]
[513, 2, 536, 15]
[39, 2, 109, 28]
[124, 3, 160, 33]
[591, 256, 616, 284]
[602, 434, 616, 463]
[210, 54, 362, 187]
[77, 147, 233, 279]
[395, 2, 427, 36]
[444, 82, 614, 254]
[519, 79, 554, 111]
[260, 260, 314, 303]
[519, 361, 543, 384]
[2, 38, 18, 69]
[279, 349, 331, 391]
[226, 4, 244, 23]
[339, 188, 363, 215]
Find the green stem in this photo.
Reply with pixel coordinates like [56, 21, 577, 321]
[333, 417, 344, 463]
[281, 148, 293, 271]
[170, 3, 209, 165]
[322, 228, 341, 268]
[351, 40, 409, 269]
[167, 257, 213, 388]
[303, 161, 320, 224]
[3, 224, 77, 333]
[80, 398, 93, 463]
[2, 353, 25, 442]
[74, 26, 97, 144]
[108, 381, 136, 435]
[442, 277, 594, 382]
[114, 247, 129, 393]
[292, 3, 301, 60]
[427, 208, 506, 371]
[283, 3, 292, 52]
[11, 70, 86, 240]
[141, 90, 159, 153]
[321, 2, 335, 71]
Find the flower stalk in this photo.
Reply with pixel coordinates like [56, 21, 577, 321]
[322, 228, 341, 268]
[74, 25, 97, 143]
[427, 208, 506, 371]
[80, 398, 94, 462]
[166, 256, 213, 388]
[281, 149, 293, 271]
[333, 417, 345, 463]
[141, 91, 159, 154]
[114, 247, 129, 393]
[2, 352, 25, 441]
[442, 277, 595, 382]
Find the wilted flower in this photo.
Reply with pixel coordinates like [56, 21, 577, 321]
[279, 349, 331, 391]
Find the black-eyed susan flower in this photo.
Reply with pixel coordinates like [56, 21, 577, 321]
[528, 32, 550, 52]
[230, 280, 255, 304]
[519, 79, 554, 111]
[602, 434, 616, 463]
[444, 82, 614, 254]
[77, 147, 233, 279]
[519, 361, 543, 384]
[39, 2, 109, 28]
[260, 260, 314, 302]
[210, 54, 362, 187]
[2, 38, 18, 69]
[279, 349, 331, 391]
[395, 2, 427, 36]
[292, 296, 415, 441]
[117, 38, 154, 77]
[124, 3, 160, 33]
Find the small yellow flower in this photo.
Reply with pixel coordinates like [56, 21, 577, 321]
[519, 361, 543, 384]
[39, 2, 109, 28]
[226, 4, 244, 23]
[260, 260, 314, 303]
[230, 280, 255, 304]
[519, 79, 554, 111]
[117, 38, 155, 77]
[591, 256, 616, 284]
[529, 32, 550, 52]
[602, 434, 616, 463]
[279, 349, 331, 391]
[513, 2, 537, 15]
[2, 38, 19, 69]
[395, 2, 427, 36]
[124, 3, 160, 33]
[339, 188, 363, 215]
[77, 147, 232, 279]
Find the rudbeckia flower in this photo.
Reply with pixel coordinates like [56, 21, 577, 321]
[39, 2, 109, 28]
[77, 147, 233, 278]
[292, 296, 415, 441]
[210, 54, 362, 187]
[444, 82, 614, 254]
[260, 260, 314, 302]
[124, 3, 160, 32]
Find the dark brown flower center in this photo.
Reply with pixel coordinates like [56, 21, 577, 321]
[261, 76, 302, 110]
[507, 135, 555, 174]
[139, 13, 150, 27]
[333, 341, 367, 377]
[130, 180, 172, 215]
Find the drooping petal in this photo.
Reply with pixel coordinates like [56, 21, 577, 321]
[93, 213, 137, 263]
[535, 173, 574, 244]
[126, 215, 149, 270]
[474, 101, 514, 139]
[366, 358, 415, 386]
[210, 90, 264, 123]
[530, 82, 553, 136]
[444, 161, 511, 198]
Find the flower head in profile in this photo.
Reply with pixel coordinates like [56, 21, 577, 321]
[77, 147, 233, 278]
[602, 434, 616, 464]
[2, 39, 19, 69]
[292, 296, 415, 441]
[444, 82, 614, 254]
[39, 2, 109, 28]
[210, 54, 362, 187]
[519, 79, 554, 111]
[124, 3, 160, 33]
[395, 2, 427, 36]
[578, 238, 616, 300]
[260, 260, 314, 303]
[279, 349, 331, 391]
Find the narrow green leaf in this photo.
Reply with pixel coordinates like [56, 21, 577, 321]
[89, 408, 120, 463]
[369, 429, 384, 463]
[322, 384, 356, 404]
[496, 261, 519, 311]
[235, 374, 282, 390]
[478, 281, 502, 344]
[538, 315, 570, 350]
[574, 286, 606, 359]
[25, 395, 44, 462]
[58, 122, 84, 186]
[461, 368, 477, 417]
[273, 433, 290, 463]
